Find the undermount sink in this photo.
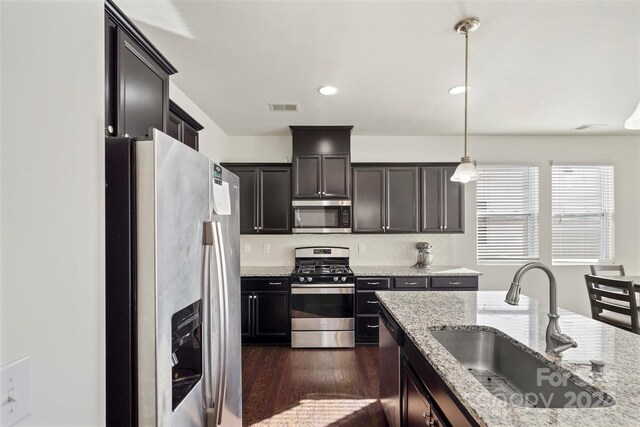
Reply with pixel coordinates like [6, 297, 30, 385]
[429, 329, 615, 409]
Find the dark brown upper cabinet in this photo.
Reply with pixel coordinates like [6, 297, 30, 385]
[421, 166, 464, 233]
[352, 167, 385, 232]
[352, 166, 419, 233]
[168, 100, 204, 151]
[290, 126, 352, 200]
[293, 154, 350, 199]
[223, 164, 291, 234]
[105, 0, 177, 140]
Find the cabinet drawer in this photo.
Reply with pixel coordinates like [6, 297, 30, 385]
[356, 277, 391, 290]
[394, 277, 428, 289]
[356, 316, 380, 341]
[357, 291, 380, 315]
[241, 277, 290, 291]
[430, 276, 478, 290]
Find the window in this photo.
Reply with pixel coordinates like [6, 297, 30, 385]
[477, 165, 539, 265]
[552, 165, 614, 265]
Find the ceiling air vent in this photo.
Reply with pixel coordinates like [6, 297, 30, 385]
[572, 124, 606, 131]
[269, 103, 299, 112]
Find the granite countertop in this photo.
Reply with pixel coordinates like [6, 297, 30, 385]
[240, 265, 481, 277]
[376, 291, 640, 427]
[352, 265, 482, 276]
[240, 266, 294, 277]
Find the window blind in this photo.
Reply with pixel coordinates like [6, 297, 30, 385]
[552, 165, 614, 265]
[477, 165, 539, 264]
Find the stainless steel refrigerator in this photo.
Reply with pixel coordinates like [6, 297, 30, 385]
[106, 129, 242, 426]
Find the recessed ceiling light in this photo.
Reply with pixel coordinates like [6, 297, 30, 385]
[448, 85, 470, 95]
[318, 86, 339, 96]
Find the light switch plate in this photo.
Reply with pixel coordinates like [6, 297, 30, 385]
[358, 244, 365, 254]
[1, 356, 32, 426]
[244, 244, 251, 253]
[263, 244, 270, 254]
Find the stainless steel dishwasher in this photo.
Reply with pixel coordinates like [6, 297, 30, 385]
[379, 305, 404, 427]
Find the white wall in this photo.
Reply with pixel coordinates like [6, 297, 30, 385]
[170, 81, 229, 163]
[226, 134, 640, 316]
[0, 1, 105, 426]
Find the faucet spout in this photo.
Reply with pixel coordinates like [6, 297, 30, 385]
[505, 262, 577, 356]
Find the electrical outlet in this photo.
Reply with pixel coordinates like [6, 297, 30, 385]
[244, 244, 251, 253]
[409, 243, 415, 253]
[1, 356, 32, 427]
[263, 244, 270, 254]
[358, 244, 365, 254]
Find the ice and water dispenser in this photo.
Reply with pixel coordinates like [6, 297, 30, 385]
[171, 300, 203, 410]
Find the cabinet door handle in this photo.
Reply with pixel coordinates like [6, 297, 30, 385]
[406, 282, 418, 285]
[268, 282, 282, 286]
[366, 300, 379, 304]
[449, 281, 461, 285]
[254, 226, 258, 230]
[317, 191, 322, 195]
[367, 282, 380, 285]
[366, 325, 379, 329]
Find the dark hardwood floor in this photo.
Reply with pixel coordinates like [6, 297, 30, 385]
[242, 345, 389, 427]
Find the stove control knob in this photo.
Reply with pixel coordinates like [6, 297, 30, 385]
[307, 277, 313, 283]
[299, 277, 305, 282]
[341, 276, 347, 282]
[333, 276, 339, 282]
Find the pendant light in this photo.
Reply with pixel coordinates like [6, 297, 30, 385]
[450, 18, 481, 184]
[624, 101, 640, 130]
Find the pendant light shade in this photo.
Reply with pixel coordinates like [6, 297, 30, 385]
[450, 156, 480, 183]
[451, 17, 480, 184]
[624, 101, 640, 130]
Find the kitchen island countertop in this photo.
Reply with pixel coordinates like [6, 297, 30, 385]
[376, 290, 640, 427]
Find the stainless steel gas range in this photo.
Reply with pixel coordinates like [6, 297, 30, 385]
[290, 247, 355, 348]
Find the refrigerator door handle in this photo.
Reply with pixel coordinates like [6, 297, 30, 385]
[202, 223, 215, 410]
[215, 221, 230, 426]
[204, 221, 226, 427]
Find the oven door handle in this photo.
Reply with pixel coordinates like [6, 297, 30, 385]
[291, 287, 355, 295]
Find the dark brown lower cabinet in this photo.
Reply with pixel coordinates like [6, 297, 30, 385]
[356, 276, 478, 344]
[402, 338, 478, 427]
[402, 357, 447, 427]
[241, 277, 290, 344]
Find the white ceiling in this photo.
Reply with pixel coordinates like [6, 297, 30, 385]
[116, 0, 640, 136]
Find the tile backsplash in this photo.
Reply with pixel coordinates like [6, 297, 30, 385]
[239, 234, 453, 266]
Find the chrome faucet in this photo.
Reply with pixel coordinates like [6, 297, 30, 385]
[505, 262, 577, 356]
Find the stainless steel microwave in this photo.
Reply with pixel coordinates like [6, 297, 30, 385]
[292, 200, 351, 233]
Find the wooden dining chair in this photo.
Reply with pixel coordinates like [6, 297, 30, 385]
[590, 264, 626, 276]
[585, 274, 639, 334]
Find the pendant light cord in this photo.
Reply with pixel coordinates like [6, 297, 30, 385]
[464, 31, 469, 157]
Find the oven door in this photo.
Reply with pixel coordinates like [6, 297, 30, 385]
[292, 200, 351, 233]
[290, 286, 355, 331]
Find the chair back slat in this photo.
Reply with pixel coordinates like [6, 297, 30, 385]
[589, 286, 631, 302]
[584, 274, 639, 334]
[590, 300, 634, 316]
[590, 264, 626, 276]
